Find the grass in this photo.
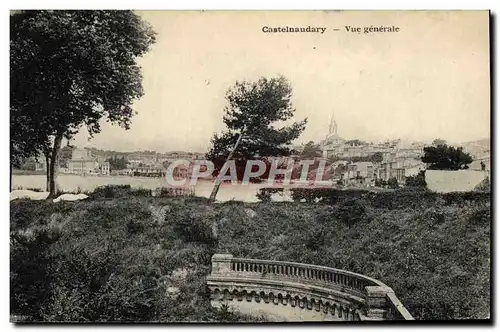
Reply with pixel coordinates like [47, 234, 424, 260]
[10, 187, 491, 321]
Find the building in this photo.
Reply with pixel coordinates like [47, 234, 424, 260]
[321, 114, 346, 158]
[100, 162, 110, 175]
[130, 165, 165, 177]
[345, 162, 375, 183]
[67, 148, 99, 174]
[377, 158, 426, 183]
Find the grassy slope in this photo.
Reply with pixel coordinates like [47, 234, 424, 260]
[10, 190, 490, 321]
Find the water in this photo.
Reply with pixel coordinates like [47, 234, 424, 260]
[11, 174, 292, 203]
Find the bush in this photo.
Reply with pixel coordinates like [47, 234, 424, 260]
[290, 188, 366, 205]
[474, 177, 491, 192]
[405, 170, 427, 188]
[10, 189, 491, 322]
[172, 214, 217, 247]
[90, 185, 132, 199]
[387, 177, 399, 189]
[256, 188, 284, 202]
[159, 187, 194, 198]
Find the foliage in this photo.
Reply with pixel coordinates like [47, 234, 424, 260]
[387, 177, 399, 189]
[474, 177, 490, 192]
[10, 10, 156, 196]
[405, 170, 427, 188]
[421, 144, 473, 170]
[328, 152, 383, 164]
[256, 188, 285, 202]
[300, 141, 322, 158]
[370, 152, 384, 163]
[432, 138, 447, 146]
[10, 189, 491, 321]
[89, 185, 151, 199]
[345, 139, 368, 146]
[374, 178, 387, 187]
[106, 156, 129, 170]
[206, 75, 307, 180]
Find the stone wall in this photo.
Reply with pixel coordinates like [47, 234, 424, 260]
[426, 170, 489, 193]
[206, 254, 414, 322]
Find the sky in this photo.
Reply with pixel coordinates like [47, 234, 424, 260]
[72, 10, 490, 153]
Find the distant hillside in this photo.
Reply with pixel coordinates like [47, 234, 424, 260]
[459, 138, 490, 158]
[85, 148, 205, 160]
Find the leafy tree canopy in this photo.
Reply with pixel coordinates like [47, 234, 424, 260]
[432, 138, 447, 146]
[345, 139, 368, 146]
[421, 144, 473, 170]
[10, 10, 156, 195]
[301, 141, 322, 158]
[11, 10, 156, 140]
[206, 75, 307, 174]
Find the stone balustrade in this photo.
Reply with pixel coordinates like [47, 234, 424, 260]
[207, 254, 414, 321]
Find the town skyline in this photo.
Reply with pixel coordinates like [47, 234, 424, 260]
[69, 11, 489, 153]
[68, 134, 490, 156]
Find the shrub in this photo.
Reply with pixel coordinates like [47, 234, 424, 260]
[256, 188, 284, 202]
[90, 185, 132, 199]
[172, 214, 217, 247]
[405, 170, 427, 188]
[387, 177, 399, 189]
[10, 190, 491, 322]
[336, 198, 369, 226]
[474, 177, 491, 192]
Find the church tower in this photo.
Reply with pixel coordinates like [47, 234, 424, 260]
[328, 111, 338, 136]
[322, 111, 345, 159]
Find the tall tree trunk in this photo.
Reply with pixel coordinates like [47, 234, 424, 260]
[208, 126, 246, 203]
[10, 163, 12, 192]
[44, 153, 50, 192]
[47, 134, 63, 199]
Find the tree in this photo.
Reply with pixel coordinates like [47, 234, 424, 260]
[10, 10, 156, 197]
[206, 75, 307, 184]
[405, 170, 427, 188]
[421, 144, 473, 170]
[345, 139, 367, 146]
[301, 141, 322, 158]
[387, 177, 399, 189]
[370, 152, 384, 163]
[106, 156, 129, 170]
[432, 138, 447, 146]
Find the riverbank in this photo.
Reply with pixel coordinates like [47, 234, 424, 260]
[10, 189, 490, 322]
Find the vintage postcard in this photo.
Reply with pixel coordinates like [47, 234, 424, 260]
[10, 10, 490, 323]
